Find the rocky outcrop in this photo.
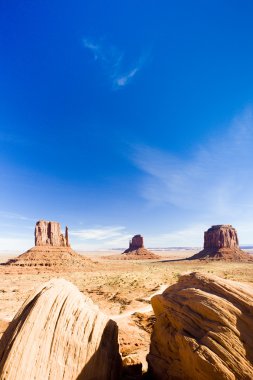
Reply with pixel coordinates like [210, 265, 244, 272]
[122, 235, 159, 260]
[148, 272, 253, 380]
[0, 279, 121, 380]
[35, 220, 70, 247]
[189, 225, 252, 260]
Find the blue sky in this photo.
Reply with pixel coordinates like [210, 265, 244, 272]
[1, 1, 253, 251]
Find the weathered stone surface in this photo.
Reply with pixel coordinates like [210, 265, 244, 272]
[204, 225, 239, 249]
[0, 278, 122, 380]
[189, 225, 252, 261]
[35, 220, 69, 247]
[148, 272, 253, 380]
[0, 321, 9, 340]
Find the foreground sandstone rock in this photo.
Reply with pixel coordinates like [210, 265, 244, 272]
[122, 235, 160, 260]
[0, 321, 9, 340]
[35, 220, 70, 247]
[148, 272, 253, 380]
[189, 225, 252, 261]
[0, 278, 121, 380]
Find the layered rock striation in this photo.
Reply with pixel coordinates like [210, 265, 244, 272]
[189, 225, 252, 261]
[122, 235, 159, 260]
[0, 279, 121, 380]
[35, 220, 70, 247]
[148, 272, 253, 380]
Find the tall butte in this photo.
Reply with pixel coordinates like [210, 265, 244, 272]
[122, 234, 160, 260]
[189, 224, 252, 261]
[35, 220, 70, 247]
[3, 220, 93, 268]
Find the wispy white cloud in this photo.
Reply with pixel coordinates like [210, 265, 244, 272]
[83, 37, 147, 89]
[71, 225, 132, 245]
[0, 211, 34, 222]
[115, 67, 139, 88]
[132, 108, 253, 243]
[0, 237, 32, 253]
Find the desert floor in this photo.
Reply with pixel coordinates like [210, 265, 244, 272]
[1, 249, 253, 371]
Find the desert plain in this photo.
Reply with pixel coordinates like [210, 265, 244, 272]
[1, 247, 253, 375]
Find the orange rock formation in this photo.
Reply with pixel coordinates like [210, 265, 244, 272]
[189, 225, 252, 261]
[2, 220, 93, 269]
[122, 234, 160, 260]
[35, 220, 70, 247]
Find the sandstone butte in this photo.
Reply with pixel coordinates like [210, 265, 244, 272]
[121, 234, 160, 260]
[148, 272, 253, 380]
[2, 220, 93, 269]
[0, 278, 122, 380]
[35, 220, 70, 247]
[189, 224, 253, 261]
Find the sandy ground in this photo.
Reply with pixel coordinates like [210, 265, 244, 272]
[0, 249, 253, 371]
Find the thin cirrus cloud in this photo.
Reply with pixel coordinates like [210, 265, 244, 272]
[83, 37, 147, 89]
[132, 108, 253, 225]
[0, 211, 34, 222]
[71, 225, 132, 244]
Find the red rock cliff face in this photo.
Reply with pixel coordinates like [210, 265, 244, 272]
[35, 221, 70, 247]
[188, 224, 252, 261]
[204, 225, 239, 249]
[129, 235, 144, 251]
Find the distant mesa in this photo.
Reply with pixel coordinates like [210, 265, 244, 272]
[3, 220, 93, 269]
[189, 224, 253, 261]
[123, 234, 144, 253]
[122, 234, 160, 260]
